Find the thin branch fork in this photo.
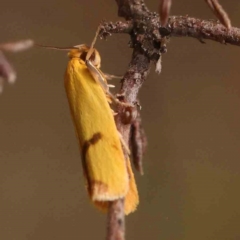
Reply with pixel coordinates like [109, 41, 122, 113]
[107, 0, 240, 240]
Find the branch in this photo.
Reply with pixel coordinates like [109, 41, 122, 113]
[167, 16, 240, 46]
[101, 16, 240, 47]
[105, 0, 152, 239]
[106, 47, 150, 240]
[107, 200, 125, 240]
[115, 48, 150, 151]
[106, 1, 240, 240]
[115, 0, 150, 19]
[100, 21, 133, 37]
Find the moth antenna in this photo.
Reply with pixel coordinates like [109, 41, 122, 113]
[35, 43, 77, 51]
[86, 26, 101, 61]
[90, 26, 101, 50]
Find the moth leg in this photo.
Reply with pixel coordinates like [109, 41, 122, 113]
[111, 109, 118, 116]
[87, 60, 134, 109]
[118, 131, 130, 155]
[133, 100, 142, 110]
[104, 73, 123, 81]
[105, 73, 122, 92]
[106, 91, 134, 108]
[111, 97, 133, 108]
[108, 92, 133, 109]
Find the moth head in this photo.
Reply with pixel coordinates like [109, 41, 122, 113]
[68, 44, 101, 68]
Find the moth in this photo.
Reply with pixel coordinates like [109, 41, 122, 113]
[64, 44, 139, 214]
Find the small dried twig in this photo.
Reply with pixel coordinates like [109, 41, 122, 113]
[0, 51, 16, 93]
[0, 39, 34, 92]
[99, 21, 133, 39]
[0, 39, 34, 53]
[115, 0, 150, 19]
[205, 0, 231, 29]
[130, 110, 147, 175]
[105, 1, 151, 240]
[159, 0, 172, 27]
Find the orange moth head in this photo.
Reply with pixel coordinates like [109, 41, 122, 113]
[68, 44, 101, 68]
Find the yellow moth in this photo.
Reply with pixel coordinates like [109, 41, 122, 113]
[64, 44, 139, 214]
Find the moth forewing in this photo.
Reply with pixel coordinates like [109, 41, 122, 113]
[65, 57, 128, 200]
[64, 45, 139, 214]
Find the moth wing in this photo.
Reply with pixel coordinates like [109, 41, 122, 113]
[93, 158, 139, 215]
[84, 132, 129, 201]
[65, 57, 129, 202]
[124, 158, 139, 214]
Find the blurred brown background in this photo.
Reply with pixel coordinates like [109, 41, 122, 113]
[1, 0, 240, 239]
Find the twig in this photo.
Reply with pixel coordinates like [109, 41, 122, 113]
[106, 200, 125, 240]
[106, 1, 151, 239]
[0, 39, 34, 53]
[100, 21, 133, 39]
[0, 39, 34, 93]
[159, 0, 172, 27]
[101, 16, 240, 47]
[0, 51, 16, 93]
[205, 0, 231, 29]
[107, 48, 150, 240]
[115, 0, 150, 19]
[167, 16, 240, 45]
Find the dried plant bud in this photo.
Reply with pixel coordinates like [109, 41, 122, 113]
[205, 0, 231, 29]
[130, 111, 147, 175]
[155, 55, 162, 74]
[0, 51, 16, 92]
[0, 39, 34, 53]
[159, 0, 172, 27]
